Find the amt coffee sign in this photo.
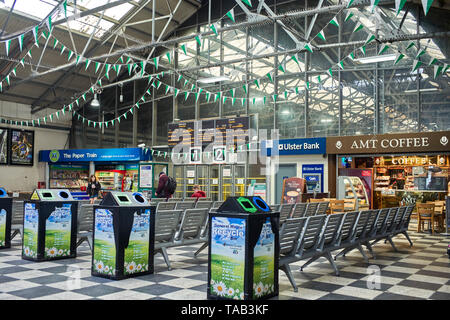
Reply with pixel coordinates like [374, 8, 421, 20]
[327, 131, 450, 154]
[263, 138, 326, 156]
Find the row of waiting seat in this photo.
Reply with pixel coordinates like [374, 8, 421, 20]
[278, 205, 415, 292]
[271, 202, 330, 225]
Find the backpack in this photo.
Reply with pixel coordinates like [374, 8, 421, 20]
[165, 176, 177, 195]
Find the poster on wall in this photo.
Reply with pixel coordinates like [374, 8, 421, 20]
[281, 177, 306, 204]
[210, 217, 246, 300]
[10, 129, 34, 166]
[0, 128, 8, 165]
[124, 210, 151, 275]
[253, 217, 275, 299]
[23, 203, 39, 259]
[139, 164, 153, 189]
[93, 208, 116, 276]
[44, 204, 72, 259]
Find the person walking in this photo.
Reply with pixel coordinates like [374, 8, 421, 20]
[87, 174, 102, 204]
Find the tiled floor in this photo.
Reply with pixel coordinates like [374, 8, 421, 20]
[0, 222, 449, 300]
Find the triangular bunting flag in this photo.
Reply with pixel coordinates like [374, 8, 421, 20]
[317, 30, 326, 41]
[304, 43, 313, 53]
[33, 25, 39, 46]
[378, 44, 390, 55]
[278, 63, 285, 73]
[421, 0, 434, 15]
[406, 41, 415, 50]
[344, 11, 354, 22]
[184, 91, 190, 101]
[85, 59, 91, 70]
[166, 52, 171, 64]
[353, 21, 364, 33]
[254, 79, 260, 89]
[195, 35, 202, 47]
[153, 56, 159, 70]
[347, 0, 355, 8]
[365, 34, 376, 45]
[18, 34, 24, 51]
[415, 49, 426, 59]
[327, 68, 333, 77]
[330, 17, 339, 28]
[393, 52, 405, 65]
[226, 8, 235, 23]
[370, 0, 380, 12]
[180, 44, 187, 55]
[210, 23, 218, 36]
[433, 65, 443, 79]
[395, 0, 407, 15]
[359, 46, 366, 55]
[412, 59, 422, 72]
[266, 72, 273, 82]
[60, 45, 65, 55]
[338, 61, 344, 69]
[242, 0, 252, 7]
[5, 39, 11, 56]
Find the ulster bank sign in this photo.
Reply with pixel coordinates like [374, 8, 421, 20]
[262, 138, 326, 156]
[326, 131, 450, 154]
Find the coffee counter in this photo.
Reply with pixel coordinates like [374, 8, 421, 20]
[374, 189, 448, 208]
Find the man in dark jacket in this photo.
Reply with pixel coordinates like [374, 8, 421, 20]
[155, 172, 170, 200]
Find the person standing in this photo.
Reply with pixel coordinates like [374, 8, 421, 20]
[87, 174, 101, 204]
[155, 172, 170, 200]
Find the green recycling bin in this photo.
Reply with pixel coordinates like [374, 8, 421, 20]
[22, 189, 78, 261]
[208, 196, 279, 300]
[92, 191, 155, 280]
[0, 187, 13, 249]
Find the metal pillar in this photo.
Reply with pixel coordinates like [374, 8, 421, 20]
[132, 81, 137, 146]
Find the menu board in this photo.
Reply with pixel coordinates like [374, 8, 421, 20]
[10, 129, 34, 166]
[168, 117, 249, 149]
[281, 178, 306, 204]
[210, 217, 246, 300]
[0, 128, 8, 165]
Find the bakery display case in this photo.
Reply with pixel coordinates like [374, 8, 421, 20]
[338, 176, 370, 210]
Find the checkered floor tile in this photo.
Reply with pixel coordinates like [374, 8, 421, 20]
[0, 221, 449, 300]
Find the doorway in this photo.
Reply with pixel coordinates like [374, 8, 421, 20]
[275, 164, 297, 204]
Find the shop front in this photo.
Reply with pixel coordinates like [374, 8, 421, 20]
[38, 148, 166, 197]
[261, 137, 328, 205]
[327, 131, 450, 209]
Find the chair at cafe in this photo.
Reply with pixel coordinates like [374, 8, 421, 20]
[416, 203, 436, 234]
[427, 201, 445, 232]
[329, 199, 345, 214]
[344, 198, 357, 211]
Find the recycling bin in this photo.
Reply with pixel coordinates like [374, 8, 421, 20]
[0, 187, 13, 249]
[22, 189, 78, 261]
[207, 196, 279, 300]
[92, 191, 155, 280]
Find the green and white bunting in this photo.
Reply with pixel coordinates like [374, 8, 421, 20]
[395, 0, 407, 15]
[393, 52, 405, 65]
[329, 17, 339, 28]
[412, 59, 422, 72]
[226, 8, 235, 23]
[378, 44, 390, 55]
[421, 0, 434, 15]
[317, 30, 326, 41]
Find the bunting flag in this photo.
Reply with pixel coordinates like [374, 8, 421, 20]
[278, 63, 285, 73]
[232, 98, 236, 106]
[116, 64, 122, 74]
[266, 72, 273, 82]
[329, 17, 339, 28]
[338, 61, 344, 70]
[18, 34, 24, 51]
[210, 23, 218, 36]
[63, 0, 67, 17]
[47, 16, 52, 32]
[11, 68, 16, 76]
[33, 25, 39, 46]
[223, 96, 228, 104]
[68, 50, 74, 61]
[241, 98, 245, 106]
[263, 96, 266, 104]
[421, 0, 434, 15]
[443, 63, 450, 73]
[242, 0, 252, 7]
[291, 53, 300, 65]
[306, 82, 310, 90]
[214, 93, 220, 102]
[406, 41, 415, 50]
[177, 74, 183, 82]
[184, 91, 190, 101]
[412, 59, 422, 72]
[165, 85, 170, 95]
[254, 79, 260, 89]
[353, 21, 364, 33]
[393, 52, 404, 65]
[378, 43, 390, 55]
[52, 38, 59, 49]
[166, 52, 171, 64]
[226, 8, 235, 23]
[76, 55, 81, 65]
[180, 44, 187, 55]
[304, 43, 313, 53]
[415, 49, 426, 59]
[365, 34, 376, 45]
[395, 0, 407, 15]
[272, 94, 277, 102]
[243, 84, 248, 93]
[195, 34, 202, 47]
[371, 0, 380, 12]
[140, 61, 145, 77]
[231, 88, 236, 97]
[5, 40, 10, 56]
[174, 88, 179, 98]
[153, 56, 159, 70]
[316, 30, 326, 41]
[327, 68, 333, 77]
[347, 0, 355, 8]
[95, 62, 101, 74]
[428, 58, 438, 66]
[344, 11, 354, 22]
[205, 92, 211, 102]
[359, 46, 366, 56]
[433, 65, 443, 79]
[317, 75, 322, 83]
[60, 45, 65, 55]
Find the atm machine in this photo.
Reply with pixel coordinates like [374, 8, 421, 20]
[22, 189, 78, 261]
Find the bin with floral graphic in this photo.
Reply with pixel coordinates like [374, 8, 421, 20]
[92, 191, 155, 280]
[0, 188, 13, 249]
[22, 189, 78, 261]
[208, 196, 279, 300]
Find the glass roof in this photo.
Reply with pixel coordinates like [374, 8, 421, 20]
[0, 0, 136, 38]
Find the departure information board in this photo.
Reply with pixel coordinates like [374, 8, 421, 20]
[168, 117, 249, 149]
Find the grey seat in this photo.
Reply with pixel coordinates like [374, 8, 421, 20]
[270, 204, 280, 212]
[175, 201, 196, 211]
[154, 209, 183, 270]
[156, 202, 177, 211]
[291, 203, 307, 218]
[195, 201, 213, 209]
[393, 205, 415, 247]
[11, 200, 24, 240]
[278, 204, 294, 224]
[316, 202, 330, 216]
[76, 204, 94, 250]
[304, 202, 319, 217]
[168, 198, 183, 202]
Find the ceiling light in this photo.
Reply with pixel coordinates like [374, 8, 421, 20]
[197, 76, 230, 83]
[91, 94, 100, 107]
[137, 143, 146, 148]
[321, 118, 332, 123]
[281, 109, 290, 115]
[355, 54, 396, 64]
